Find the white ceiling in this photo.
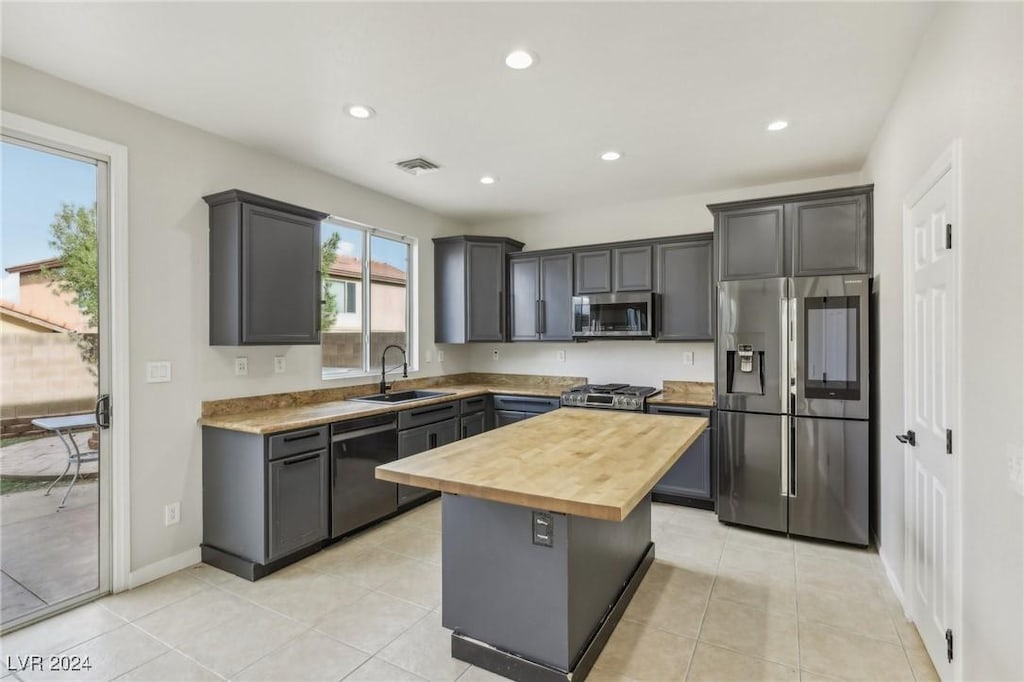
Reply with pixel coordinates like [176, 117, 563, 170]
[1, 2, 935, 223]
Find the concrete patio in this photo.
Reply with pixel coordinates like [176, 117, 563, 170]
[1, 433, 98, 626]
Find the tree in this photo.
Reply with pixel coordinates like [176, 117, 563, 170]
[43, 203, 98, 376]
[320, 231, 341, 331]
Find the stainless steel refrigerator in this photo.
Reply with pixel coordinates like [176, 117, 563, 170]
[716, 275, 870, 545]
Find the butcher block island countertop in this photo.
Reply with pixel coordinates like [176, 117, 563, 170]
[375, 408, 707, 521]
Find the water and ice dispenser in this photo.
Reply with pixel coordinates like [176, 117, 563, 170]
[725, 341, 766, 395]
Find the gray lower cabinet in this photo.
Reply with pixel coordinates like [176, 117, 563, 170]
[268, 450, 329, 561]
[493, 395, 560, 427]
[434, 236, 525, 343]
[510, 252, 574, 341]
[202, 425, 330, 579]
[398, 415, 458, 506]
[710, 185, 873, 280]
[461, 411, 487, 438]
[647, 405, 714, 506]
[204, 190, 329, 346]
[655, 238, 714, 341]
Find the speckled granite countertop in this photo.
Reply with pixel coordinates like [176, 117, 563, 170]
[647, 381, 716, 408]
[199, 373, 585, 435]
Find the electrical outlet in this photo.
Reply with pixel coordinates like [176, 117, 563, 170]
[1010, 454, 1024, 497]
[164, 502, 181, 526]
[492, 349, 500, 361]
[425, 350, 433, 363]
[683, 351, 694, 365]
[234, 357, 248, 376]
[273, 356, 286, 373]
[438, 350, 445, 362]
[146, 361, 172, 383]
[557, 350, 566, 362]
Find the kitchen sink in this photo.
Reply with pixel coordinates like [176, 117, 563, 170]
[349, 389, 454, 404]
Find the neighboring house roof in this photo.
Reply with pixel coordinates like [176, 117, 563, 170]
[0, 300, 75, 333]
[5, 257, 63, 274]
[327, 255, 407, 285]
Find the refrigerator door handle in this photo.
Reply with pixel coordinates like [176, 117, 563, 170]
[790, 297, 798, 405]
[779, 297, 789, 409]
[789, 418, 797, 498]
[780, 417, 790, 497]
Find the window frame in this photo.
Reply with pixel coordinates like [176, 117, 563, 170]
[320, 216, 417, 381]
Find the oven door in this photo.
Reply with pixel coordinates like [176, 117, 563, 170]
[792, 276, 869, 419]
[572, 292, 654, 337]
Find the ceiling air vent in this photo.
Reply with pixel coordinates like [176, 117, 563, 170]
[395, 157, 440, 176]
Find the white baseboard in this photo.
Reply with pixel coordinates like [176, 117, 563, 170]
[878, 548, 910, 620]
[126, 547, 202, 590]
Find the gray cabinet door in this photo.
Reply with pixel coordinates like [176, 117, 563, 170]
[267, 449, 328, 561]
[655, 240, 714, 341]
[397, 418, 457, 505]
[495, 410, 533, 427]
[649, 407, 713, 501]
[509, 257, 540, 341]
[613, 245, 653, 292]
[790, 194, 869, 275]
[574, 250, 612, 294]
[539, 254, 573, 341]
[466, 242, 506, 341]
[241, 204, 321, 344]
[717, 205, 786, 280]
[461, 412, 486, 438]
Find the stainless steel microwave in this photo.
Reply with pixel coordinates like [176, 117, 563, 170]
[572, 292, 655, 338]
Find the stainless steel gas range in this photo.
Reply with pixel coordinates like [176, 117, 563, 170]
[560, 383, 661, 412]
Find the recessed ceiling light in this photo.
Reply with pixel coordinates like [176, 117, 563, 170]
[600, 151, 622, 161]
[480, 176, 497, 185]
[505, 50, 536, 70]
[767, 120, 788, 132]
[347, 104, 375, 119]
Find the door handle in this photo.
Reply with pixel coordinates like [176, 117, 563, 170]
[95, 394, 111, 429]
[896, 430, 917, 446]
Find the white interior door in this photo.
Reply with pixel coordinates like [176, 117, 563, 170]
[902, 148, 961, 680]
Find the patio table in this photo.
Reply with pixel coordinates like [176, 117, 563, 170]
[31, 414, 98, 510]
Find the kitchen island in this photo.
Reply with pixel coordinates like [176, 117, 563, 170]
[376, 408, 707, 682]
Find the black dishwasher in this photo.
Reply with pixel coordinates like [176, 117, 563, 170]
[330, 414, 399, 538]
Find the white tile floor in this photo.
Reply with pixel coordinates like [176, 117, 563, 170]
[0, 500, 939, 681]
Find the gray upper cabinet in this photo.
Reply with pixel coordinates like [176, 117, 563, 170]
[655, 238, 714, 341]
[509, 257, 540, 341]
[710, 185, 873, 280]
[204, 190, 329, 345]
[510, 252, 574, 341]
[574, 249, 612, 294]
[715, 205, 786, 281]
[790, 193, 870, 275]
[613, 245, 653, 291]
[434, 236, 525, 343]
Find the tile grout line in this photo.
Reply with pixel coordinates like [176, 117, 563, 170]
[679, 530, 727, 681]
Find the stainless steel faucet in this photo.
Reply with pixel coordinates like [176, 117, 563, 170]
[379, 344, 408, 394]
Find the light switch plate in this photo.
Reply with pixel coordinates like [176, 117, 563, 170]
[146, 361, 172, 383]
[273, 356, 286, 373]
[234, 357, 248, 376]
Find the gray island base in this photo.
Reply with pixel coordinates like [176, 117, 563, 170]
[441, 493, 654, 682]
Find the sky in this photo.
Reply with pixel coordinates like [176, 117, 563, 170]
[2, 141, 97, 301]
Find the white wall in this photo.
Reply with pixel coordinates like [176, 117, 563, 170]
[1, 59, 471, 572]
[860, 4, 1023, 679]
[467, 173, 861, 386]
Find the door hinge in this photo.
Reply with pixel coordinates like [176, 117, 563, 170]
[945, 223, 953, 249]
[946, 429, 953, 455]
[946, 628, 954, 662]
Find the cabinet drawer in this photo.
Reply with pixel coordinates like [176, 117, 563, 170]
[492, 395, 560, 414]
[398, 401, 459, 430]
[268, 427, 328, 461]
[460, 396, 488, 415]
